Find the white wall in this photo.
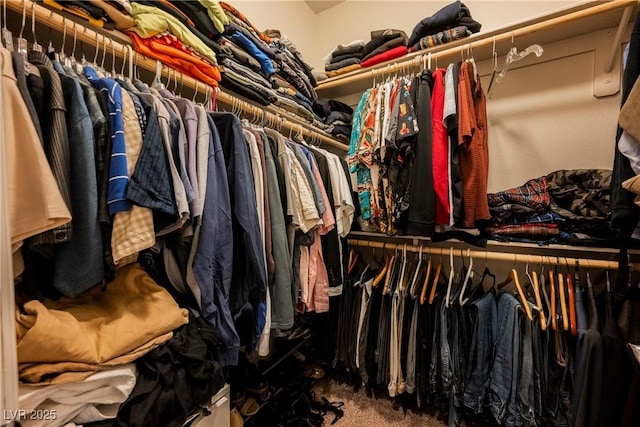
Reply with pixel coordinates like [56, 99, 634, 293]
[232, 1, 622, 193]
[311, 0, 572, 71]
[231, 1, 318, 69]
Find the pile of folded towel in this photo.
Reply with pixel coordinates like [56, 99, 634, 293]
[407, 0, 481, 52]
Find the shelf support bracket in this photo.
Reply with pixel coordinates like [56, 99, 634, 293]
[593, 6, 632, 98]
[606, 6, 633, 74]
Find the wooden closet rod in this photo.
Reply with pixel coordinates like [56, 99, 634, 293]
[317, 0, 638, 90]
[347, 239, 639, 272]
[5, 0, 349, 151]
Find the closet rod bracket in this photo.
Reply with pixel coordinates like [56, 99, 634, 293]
[593, 5, 632, 98]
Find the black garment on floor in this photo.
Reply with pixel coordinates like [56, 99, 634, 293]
[87, 312, 224, 427]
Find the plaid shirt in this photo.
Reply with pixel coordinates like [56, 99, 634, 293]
[487, 176, 550, 212]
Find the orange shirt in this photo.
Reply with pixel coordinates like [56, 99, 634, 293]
[457, 61, 490, 228]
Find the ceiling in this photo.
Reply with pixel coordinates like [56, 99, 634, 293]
[305, 1, 345, 14]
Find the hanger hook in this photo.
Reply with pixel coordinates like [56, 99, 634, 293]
[100, 36, 108, 69]
[111, 39, 116, 75]
[19, 0, 26, 40]
[31, 0, 38, 46]
[193, 79, 199, 103]
[93, 34, 100, 65]
[60, 16, 67, 56]
[71, 22, 79, 58]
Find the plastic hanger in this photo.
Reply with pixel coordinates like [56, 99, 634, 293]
[488, 41, 543, 96]
[30, 1, 41, 53]
[397, 244, 409, 293]
[512, 269, 533, 321]
[152, 59, 165, 90]
[16, 0, 28, 59]
[445, 248, 455, 307]
[408, 246, 424, 297]
[459, 249, 474, 306]
[2, 0, 14, 51]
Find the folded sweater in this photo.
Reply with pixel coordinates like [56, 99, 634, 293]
[360, 46, 408, 68]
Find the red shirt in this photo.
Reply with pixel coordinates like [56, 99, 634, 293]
[431, 68, 450, 225]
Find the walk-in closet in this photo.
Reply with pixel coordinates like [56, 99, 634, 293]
[1, 1, 639, 427]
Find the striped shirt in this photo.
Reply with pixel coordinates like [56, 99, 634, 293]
[84, 66, 131, 214]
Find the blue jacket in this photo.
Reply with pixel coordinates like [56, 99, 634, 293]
[193, 115, 239, 366]
[210, 112, 267, 349]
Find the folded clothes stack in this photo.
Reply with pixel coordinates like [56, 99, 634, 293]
[484, 170, 617, 247]
[407, 0, 481, 52]
[313, 99, 354, 143]
[323, 41, 365, 77]
[360, 29, 408, 67]
[45, 0, 134, 30]
[126, 1, 224, 87]
[323, 30, 410, 77]
[123, 1, 330, 131]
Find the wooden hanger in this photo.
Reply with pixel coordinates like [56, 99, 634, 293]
[558, 268, 569, 331]
[548, 268, 557, 331]
[419, 256, 433, 304]
[526, 257, 546, 330]
[373, 244, 392, 288]
[383, 248, 398, 295]
[459, 249, 474, 306]
[567, 259, 577, 336]
[497, 256, 515, 289]
[428, 249, 444, 305]
[512, 269, 533, 321]
[348, 249, 358, 275]
[428, 261, 442, 305]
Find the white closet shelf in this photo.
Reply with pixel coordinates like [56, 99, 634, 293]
[6, 0, 350, 152]
[316, 0, 639, 97]
[348, 231, 640, 271]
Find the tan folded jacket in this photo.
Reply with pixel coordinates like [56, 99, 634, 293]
[16, 263, 189, 384]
